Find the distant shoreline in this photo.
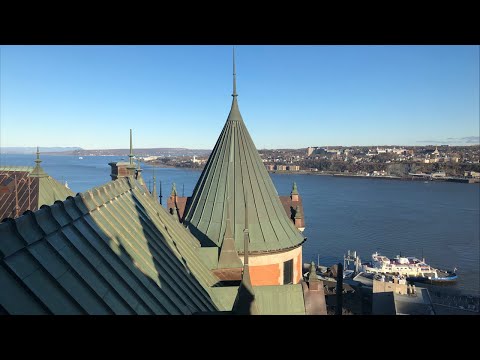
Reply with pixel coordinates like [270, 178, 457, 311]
[268, 171, 480, 184]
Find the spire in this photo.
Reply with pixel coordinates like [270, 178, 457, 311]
[129, 129, 134, 166]
[35, 146, 42, 166]
[183, 48, 305, 253]
[171, 182, 177, 197]
[30, 146, 47, 178]
[152, 168, 158, 202]
[217, 199, 243, 269]
[291, 181, 299, 195]
[232, 46, 237, 98]
[227, 47, 243, 123]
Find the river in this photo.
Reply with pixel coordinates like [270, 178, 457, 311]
[2, 154, 479, 296]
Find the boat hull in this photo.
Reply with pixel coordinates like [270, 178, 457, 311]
[407, 274, 458, 285]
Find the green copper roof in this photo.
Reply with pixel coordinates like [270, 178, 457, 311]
[0, 177, 224, 314]
[37, 175, 75, 207]
[184, 61, 305, 254]
[254, 284, 305, 315]
[210, 284, 305, 315]
[0, 166, 34, 172]
[217, 203, 243, 269]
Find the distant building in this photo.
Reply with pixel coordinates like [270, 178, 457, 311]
[431, 171, 446, 178]
[287, 165, 300, 171]
[276, 165, 287, 171]
[306, 146, 317, 156]
[142, 156, 159, 162]
[265, 164, 275, 171]
[372, 278, 435, 315]
[465, 171, 480, 178]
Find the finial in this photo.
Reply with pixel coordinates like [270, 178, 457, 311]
[171, 182, 177, 197]
[129, 129, 134, 166]
[232, 46, 237, 98]
[291, 181, 299, 195]
[35, 146, 42, 165]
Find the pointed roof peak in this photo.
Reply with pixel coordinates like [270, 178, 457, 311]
[184, 50, 305, 253]
[227, 47, 244, 123]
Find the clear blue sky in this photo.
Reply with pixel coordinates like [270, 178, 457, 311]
[0, 45, 478, 149]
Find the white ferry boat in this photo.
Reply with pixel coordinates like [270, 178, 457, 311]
[361, 252, 457, 284]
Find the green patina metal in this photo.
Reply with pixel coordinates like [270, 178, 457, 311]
[171, 182, 177, 197]
[217, 199, 243, 269]
[294, 205, 302, 219]
[184, 50, 305, 254]
[291, 181, 299, 195]
[0, 177, 226, 314]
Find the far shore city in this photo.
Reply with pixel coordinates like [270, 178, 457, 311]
[9, 143, 479, 184]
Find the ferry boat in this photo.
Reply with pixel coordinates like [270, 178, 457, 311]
[361, 252, 457, 284]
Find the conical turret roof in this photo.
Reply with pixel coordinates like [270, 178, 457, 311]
[184, 50, 305, 254]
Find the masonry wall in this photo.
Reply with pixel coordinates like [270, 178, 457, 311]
[241, 246, 303, 286]
[373, 280, 409, 295]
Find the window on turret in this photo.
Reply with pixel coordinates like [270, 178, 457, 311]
[284, 259, 293, 284]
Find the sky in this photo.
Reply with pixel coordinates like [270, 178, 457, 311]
[0, 45, 478, 150]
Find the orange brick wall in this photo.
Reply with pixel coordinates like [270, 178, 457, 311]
[250, 264, 281, 286]
[248, 250, 303, 286]
[295, 252, 302, 283]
